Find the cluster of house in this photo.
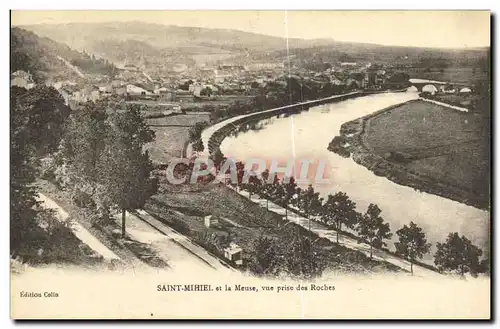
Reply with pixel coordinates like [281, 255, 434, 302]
[10, 70, 35, 90]
[182, 61, 414, 99]
[13, 58, 450, 114]
[44, 79, 178, 108]
[295, 62, 413, 90]
[32, 62, 267, 108]
[185, 63, 283, 96]
[10, 61, 411, 112]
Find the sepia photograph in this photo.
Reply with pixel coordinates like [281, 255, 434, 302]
[9, 9, 491, 319]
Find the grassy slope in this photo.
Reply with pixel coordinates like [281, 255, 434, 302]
[146, 183, 403, 275]
[363, 100, 489, 198]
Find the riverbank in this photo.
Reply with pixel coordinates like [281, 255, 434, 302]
[151, 182, 405, 275]
[195, 91, 450, 273]
[328, 99, 489, 211]
[207, 91, 488, 268]
[202, 90, 371, 155]
[420, 97, 469, 112]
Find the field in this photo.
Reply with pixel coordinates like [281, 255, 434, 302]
[145, 113, 210, 164]
[362, 100, 489, 202]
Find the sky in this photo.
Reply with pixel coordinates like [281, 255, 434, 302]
[11, 10, 491, 48]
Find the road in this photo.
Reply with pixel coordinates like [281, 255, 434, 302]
[56, 56, 85, 78]
[118, 210, 236, 274]
[236, 189, 442, 278]
[142, 71, 154, 83]
[36, 192, 235, 273]
[36, 193, 120, 262]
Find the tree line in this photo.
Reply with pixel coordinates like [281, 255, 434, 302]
[11, 27, 117, 81]
[208, 77, 354, 124]
[188, 121, 210, 152]
[205, 154, 489, 277]
[11, 85, 72, 256]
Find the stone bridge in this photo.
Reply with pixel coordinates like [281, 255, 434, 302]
[408, 79, 470, 92]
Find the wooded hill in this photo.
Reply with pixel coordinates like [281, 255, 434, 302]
[11, 27, 117, 82]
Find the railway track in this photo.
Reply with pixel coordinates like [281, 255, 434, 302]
[131, 209, 237, 273]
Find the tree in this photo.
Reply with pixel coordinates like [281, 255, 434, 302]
[321, 192, 358, 243]
[284, 233, 324, 279]
[277, 176, 298, 220]
[200, 87, 213, 97]
[357, 203, 392, 259]
[191, 139, 204, 152]
[10, 85, 71, 252]
[248, 229, 326, 279]
[258, 169, 281, 210]
[11, 85, 71, 156]
[188, 121, 209, 143]
[244, 175, 261, 200]
[394, 222, 431, 275]
[249, 235, 281, 276]
[257, 169, 270, 208]
[434, 233, 483, 277]
[210, 149, 226, 169]
[387, 72, 410, 85]
[229, 161, 246, 191]
[296, 185, 322, 219]
[96, 108, 157, 238]
[59, 102, 108, 197]
[188, 121, 209, 153]
[295, 185, 323, 237]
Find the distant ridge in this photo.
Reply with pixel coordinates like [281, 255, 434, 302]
[15, 21, 489, 73]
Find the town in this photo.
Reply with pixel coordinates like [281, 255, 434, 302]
[12, 58, 440, 115]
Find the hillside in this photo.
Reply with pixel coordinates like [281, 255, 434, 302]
[19, 21, 334, 52]
[18, 22, 338, 67]
[10, 27, 117, 82]
[88, 38, 197, 68]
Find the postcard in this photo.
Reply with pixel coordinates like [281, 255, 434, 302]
[10, 10, 491, 319]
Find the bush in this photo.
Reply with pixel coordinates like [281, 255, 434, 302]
[13, 209, 102, 265]
[72, 190, 95, 208]
[247, 226, 326, 279]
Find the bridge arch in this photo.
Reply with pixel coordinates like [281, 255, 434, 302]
[409, 79, 469, 93]
[410, 82, 442, 92]
[422, 84, 438, 95]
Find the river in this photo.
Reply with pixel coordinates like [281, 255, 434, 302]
[219, 91, 489, 262]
